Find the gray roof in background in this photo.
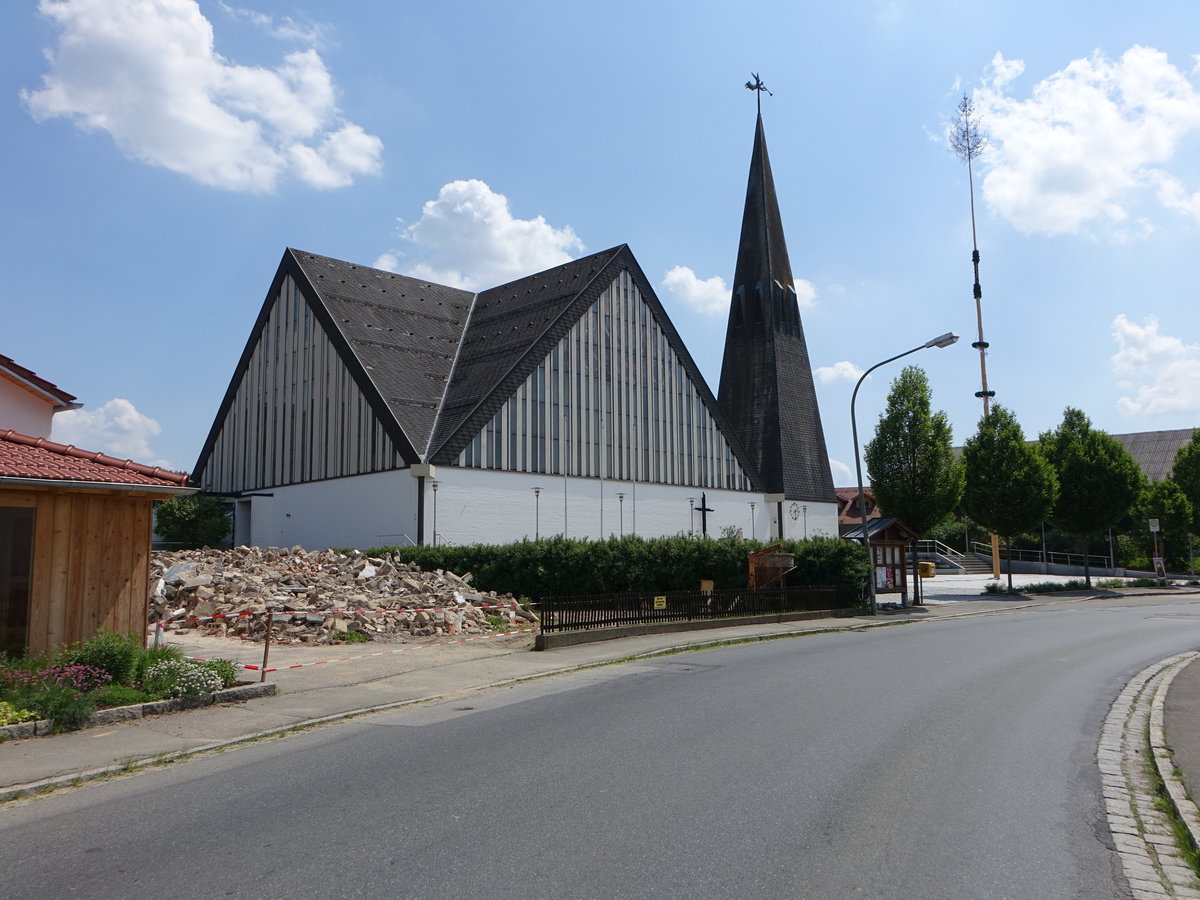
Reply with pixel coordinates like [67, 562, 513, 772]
[1111, 428, 1196, 481]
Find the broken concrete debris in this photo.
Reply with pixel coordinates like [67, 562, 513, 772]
[149, 546, 537, 645]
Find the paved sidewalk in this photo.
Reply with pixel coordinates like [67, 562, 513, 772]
[0, 575, 1188, 805]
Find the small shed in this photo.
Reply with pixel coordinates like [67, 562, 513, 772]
[1, 430, 192, 657]
[842, 517, 919, 600]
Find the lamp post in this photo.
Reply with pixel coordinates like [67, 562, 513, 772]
[851, 332, 959, 614]
[750, 501, 757, 541]
[430, 480, 439, 547]
[616, 492, 625, 538]
[688, 497, 696, 537]
[533, 486, 542, 539]
[802, 505, 808, 540]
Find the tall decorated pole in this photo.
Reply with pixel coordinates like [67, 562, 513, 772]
[951, 93, 1001, 578]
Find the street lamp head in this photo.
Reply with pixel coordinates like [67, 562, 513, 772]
[533, 486, 542, 496]
[924, 331, 960, 349]
[431, 480, 439, 492]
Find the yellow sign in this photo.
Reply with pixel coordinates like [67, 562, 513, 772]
[653, 595, 667, 610]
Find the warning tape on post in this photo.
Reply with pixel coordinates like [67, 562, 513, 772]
[183, 626, 539, 674]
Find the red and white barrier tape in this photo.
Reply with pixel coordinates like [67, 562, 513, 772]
[160, 600, 539, 627]
[183, 627, 538, 674]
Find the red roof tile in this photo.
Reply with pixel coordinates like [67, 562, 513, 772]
[0, 353, 79, 409]
[0, 430, 189, 488]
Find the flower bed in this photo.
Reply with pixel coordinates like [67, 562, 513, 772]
[1, 630, 246, 735]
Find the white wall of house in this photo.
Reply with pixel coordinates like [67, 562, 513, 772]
[0, 380, 54, 438]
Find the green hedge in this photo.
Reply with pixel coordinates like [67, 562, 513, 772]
[368, 535, 869, 599]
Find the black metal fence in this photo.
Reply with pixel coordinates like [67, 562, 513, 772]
[538, 585, 864, 633]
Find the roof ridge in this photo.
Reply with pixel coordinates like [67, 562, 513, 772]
[425, 245, 627, 461]
[0, 429, 189, 485]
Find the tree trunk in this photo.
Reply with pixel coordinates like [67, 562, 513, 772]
[1082, 536, 1092, 589]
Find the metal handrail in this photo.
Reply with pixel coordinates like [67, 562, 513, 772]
[970, 540, 1111, 569]
[914, 539, 967, 560]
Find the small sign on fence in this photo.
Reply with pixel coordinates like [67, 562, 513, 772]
[653, 595, 667, 610]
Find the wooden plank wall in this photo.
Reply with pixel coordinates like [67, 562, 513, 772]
[3, 488, 152, 656]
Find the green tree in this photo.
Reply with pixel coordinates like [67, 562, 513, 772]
[155, 494, 231, 549]
[961, 404, 1058, 590]
[1132, 478, 1193, 572]
[1172, 430, 1200, 535]
[1039, 407, 1145, 587]
[864, 366, 963, 602]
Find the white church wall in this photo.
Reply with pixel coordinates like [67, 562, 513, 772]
[425, 467, 837, 546]
[237, 470, 419, 551]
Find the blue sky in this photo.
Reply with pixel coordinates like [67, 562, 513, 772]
[3, 0, 1198, 486]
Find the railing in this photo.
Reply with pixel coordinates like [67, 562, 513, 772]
[538, 585, 864, 633]
[970, 541, 1111, 569]
[914, 539, 968, 560]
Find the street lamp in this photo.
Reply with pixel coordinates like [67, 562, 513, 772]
[430, 480, 439, 547]
[749, 501, 757, 541]
[687, 497, 696, 537]
[616, 492, 625, 538]
[802, 505, 808, 540]
[533, 486, 542, 539]
[851, 332, 959, 614]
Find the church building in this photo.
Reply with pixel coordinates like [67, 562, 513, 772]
[192, 111, 837, 550]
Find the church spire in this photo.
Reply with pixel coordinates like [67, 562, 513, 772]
[717, 96, 835, 508]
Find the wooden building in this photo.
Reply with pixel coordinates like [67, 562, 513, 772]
[0, 430, 191, 657]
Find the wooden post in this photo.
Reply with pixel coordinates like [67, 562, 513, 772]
[260, 611, 273, 683]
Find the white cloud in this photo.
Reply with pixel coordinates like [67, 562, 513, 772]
[395, 180, 583, 290]
[22, 0, 381, 192]
[829, 458, 854, 484]
[973, 46, 1200, 236]
[51, 398, 171, 468]
[217, 2, 328, 46]
[1111, 314, 1200, 415]
[660, 267, 816, 316]
[372, 252, 401, 272]
[661, 266, 729, 315]
[815, 360, 865, 384]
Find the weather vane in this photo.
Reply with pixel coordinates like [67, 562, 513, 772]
[745, 73, 772, 114]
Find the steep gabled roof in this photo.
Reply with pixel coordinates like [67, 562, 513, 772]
[0, 353, 81, 411]
[425, 245, 760, 481]
[194, 249, 475, 476]
[426, 246, 623, 462]
[0, 429, 189, 488]
[197, 245, 762, 486]
[289, 250, 475, 458]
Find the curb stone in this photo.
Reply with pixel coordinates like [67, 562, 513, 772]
[0, 683, 277, 744]
[1100, 652, 1200, 898]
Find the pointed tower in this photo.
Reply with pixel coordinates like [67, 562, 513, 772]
[717, 112, 835, 514]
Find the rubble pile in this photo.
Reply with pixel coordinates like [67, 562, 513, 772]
[149, 546, 536, 645]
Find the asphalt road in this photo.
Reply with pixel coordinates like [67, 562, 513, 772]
[4, 596, 1200, 899]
